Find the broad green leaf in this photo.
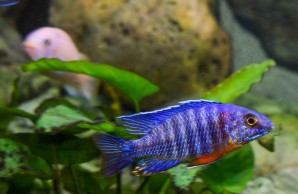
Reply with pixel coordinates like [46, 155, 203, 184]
[0, 138, 31, 177]
[26, 154, 53, 179]
[0, 107, 37, 122]
[35, 98, 76, 115]
[0, 138, 52, 179]
[36, 105, 93, 132]
[158, 178, 171, 194]
[79, 121, 124, 133]
[202, 59, 276, 103]
[94, 173, 117, 193]
[12, 133, 100, 165]
[36, 104, 118, 134]
[7, 174, 35, 194]
[62, 166, 104, 194]
[0, 182, 8, 194]
[147, 174, 169, 193]
[200, 145, 254, 193]
[167, 164, 202, 188]
[22, 58, 160, 108]
[0, 107, 36, 132]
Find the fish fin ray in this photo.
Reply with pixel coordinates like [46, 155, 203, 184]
[93, 133, 133, 176]
[132, 158, 182, 176]
[118, 100, 220, 135]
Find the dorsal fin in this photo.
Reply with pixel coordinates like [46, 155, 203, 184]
[118, 100, 220, 135]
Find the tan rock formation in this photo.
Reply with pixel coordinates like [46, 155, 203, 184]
[51, 0, 231, 109]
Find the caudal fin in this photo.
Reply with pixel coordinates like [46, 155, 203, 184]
[93, 133, 133, 176]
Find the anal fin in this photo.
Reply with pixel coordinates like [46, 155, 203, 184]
[132, 158, 181, 176]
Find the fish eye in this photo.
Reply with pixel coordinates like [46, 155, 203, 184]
[43, 39, 51, 46]
[245, 114, 258, 127]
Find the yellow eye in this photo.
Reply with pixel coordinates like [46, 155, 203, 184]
[245, 114, 258, 127]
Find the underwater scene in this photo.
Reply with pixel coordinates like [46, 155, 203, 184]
[0, 0, 297, 194]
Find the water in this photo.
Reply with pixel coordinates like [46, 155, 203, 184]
[0, 0, 297, 193]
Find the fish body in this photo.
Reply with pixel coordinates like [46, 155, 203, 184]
[94, 100, 273, 176]
[0, 0, 19, 6]
[23, 27, 98, 101]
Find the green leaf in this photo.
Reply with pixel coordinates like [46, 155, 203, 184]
[0, 138, 52, 179]
[200, 145, 254, 193]
[0, 138, 31, 177]
[202, 59, 276, 103]
[0, 107, 37, 122]
[22, 58, 160, 107]
[79, 121, 124, 133]
[62, 166, 104, 194]
[26, 154, 53, 179]
[167, 164, 202, 188]
[147, 174, 169, 193]
[0, 182, 8, 194]
[12, 133, 100, 165]
[7, 174, 35, 194]
[34, 98, 76, 115]
[93, 173, 117, 193]
[36, 105, 93, 133]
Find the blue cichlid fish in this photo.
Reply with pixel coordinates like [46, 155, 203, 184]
[94, 100, 273, 176]
[0, 0, 19, 6]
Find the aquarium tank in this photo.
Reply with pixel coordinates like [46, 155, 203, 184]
[0, 0, 297, 194]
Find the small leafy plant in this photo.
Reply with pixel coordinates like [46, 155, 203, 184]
[0, 59, 275, 194]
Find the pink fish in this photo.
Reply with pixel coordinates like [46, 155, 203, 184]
[23, 27, 98, 101]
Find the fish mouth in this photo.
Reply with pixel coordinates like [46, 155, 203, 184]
[23, 42, 39, 59]
[245, 130, 270, 143]
[250, 133, 264, 141]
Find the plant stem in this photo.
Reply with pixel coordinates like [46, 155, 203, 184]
[159, 178, 170, 194]
[135, 177, 150, 194]
[51, 144, 62, 194]
[116, 172, 122, 194]
[134, 101, 141, 113]
[70, 165, 82, 194]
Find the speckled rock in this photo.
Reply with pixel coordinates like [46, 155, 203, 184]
[50, 0, 231, 108]
[226, 0, 298, 71]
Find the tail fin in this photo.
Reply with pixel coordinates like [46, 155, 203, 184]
[93, 133, 133, 176]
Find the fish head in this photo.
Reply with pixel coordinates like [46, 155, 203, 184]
[224, 105, 274, 145]
[23, 27, 80, 61]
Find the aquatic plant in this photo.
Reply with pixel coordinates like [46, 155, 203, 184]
[0, 59, 275, 194]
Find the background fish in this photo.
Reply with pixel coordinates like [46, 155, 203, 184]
[23, 27, 99, 101]
[94, 100, 273, 176]
[0, 0, 19, 6]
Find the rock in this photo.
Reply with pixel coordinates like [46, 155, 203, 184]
[220, 0, 298, 104]
[226, 0, 298, 71]
[50, 0, 231, 109]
